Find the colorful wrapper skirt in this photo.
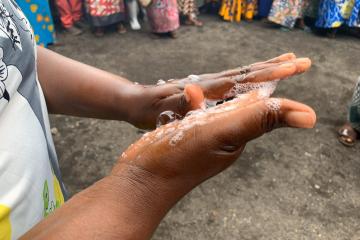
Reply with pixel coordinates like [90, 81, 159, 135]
[315, 0, 360, 28]
[86, 0, 126, 27]
[178, 0, 198, 16]
[147, 0, 180, 33]
[219, 0, 257, 22]
[268, 0, 309, 28]
[349, 77, 360, 132]
[16, 0, 56, 47]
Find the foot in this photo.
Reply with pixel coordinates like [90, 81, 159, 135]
[117, 24, 127, 34]
[338, 123, 358, 147]
[185, 17, 203, 27]
[280, 27, 291, 32]
[295, 18, 306, 30]
[150, 32, 162, 39]
[130, 19, 141, 30]
[348, 28, 360, 38]
[65, 26, 83, 36]
[94, 27, 105, 37]
[326, 29, 337, 38]
[74, 19, 88, 29]
[168, 31, 177, 39]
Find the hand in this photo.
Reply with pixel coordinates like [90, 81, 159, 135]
[21, 56, 315, 239]
[128, 53, 311, 129]
[112, 78, 316, 207]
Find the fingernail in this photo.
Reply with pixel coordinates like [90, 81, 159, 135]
[285, 111, 316, 129]
[295, 58, 312, 73]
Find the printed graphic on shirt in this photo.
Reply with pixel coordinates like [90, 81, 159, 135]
[0, 47, 22, 111]
[0, 0, 66, 238]
[0, 204, 11, 240]
[0, 48, 9, 101]
[43, 175, 65, 217]
[0, 0, 68, 200]
[0, 3, 21, 50]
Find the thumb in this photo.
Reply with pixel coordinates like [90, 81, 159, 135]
[214, 98, 316, 148]
[157, 84, 205, 119]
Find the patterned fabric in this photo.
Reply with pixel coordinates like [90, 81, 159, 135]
[258, 0, 273, 17]
[268, 0, 309, 28]
[16, 0, 55, 47]
[219, 0, 257, 22]
[0, 0, 66, 238]
[178, 0, 198, 16]
[349, 77, 360, 132]
[147, 0, 180, 33]
[55, 0, 83, 28]
[86, 0, 126, 27]
[316, 0, 360, 28]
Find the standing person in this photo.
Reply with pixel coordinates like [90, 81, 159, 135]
[178, 0, 203, 26]
[147, 0, 180, 38]
[86, 0, 127, 37]
[338, 77, 360, 147]
[16, 0, 56, 46]
[55, 0, 84, 35]
[316, 0, 360, 38]
[268, 0, 309, 29]
[219, 0, 257, 22]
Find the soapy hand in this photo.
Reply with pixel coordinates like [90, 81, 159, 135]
[113, 78, 316, 200]
[128, 53, 311, 129]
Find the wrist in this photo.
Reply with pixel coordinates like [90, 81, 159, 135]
[104, 162, 186, 238]
[112, 83, 145, 123]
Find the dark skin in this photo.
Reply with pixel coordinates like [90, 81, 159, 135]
[22, 49, 315, 239]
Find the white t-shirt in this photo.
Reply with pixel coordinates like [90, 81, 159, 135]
[0, 1, 66, 239]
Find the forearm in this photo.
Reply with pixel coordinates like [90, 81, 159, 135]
[21, 163, 181, 239]
[37, 47, 142, 121]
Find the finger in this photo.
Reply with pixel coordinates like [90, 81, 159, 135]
[248, 57, 311, 74]
[148, 83, 183, 97]
[203, 53, 297, 79]
[196, 58, 311, 100]
[241, 62, 298, 83]
[154, 84, 205, 120]
[213, 98, 316, 147]
[184, 84, 205, 109]
[262, 52, 297, 64]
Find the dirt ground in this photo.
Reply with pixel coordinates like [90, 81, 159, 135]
[49, 15, 360, 240]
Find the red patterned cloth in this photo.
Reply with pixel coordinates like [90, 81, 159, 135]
[86, 0, 126, 27]
[147, 0, 180, 33]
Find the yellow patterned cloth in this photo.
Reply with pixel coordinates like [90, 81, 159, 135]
[219, 0, 257, 22]
[16, 0, 56, 46]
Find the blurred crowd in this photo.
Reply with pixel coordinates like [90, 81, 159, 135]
[16, 0, 360, 46]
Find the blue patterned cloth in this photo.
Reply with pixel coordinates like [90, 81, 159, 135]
[316, 0, 360, 28]
[16, 0, 55, 46]
[258, 0, 273, 17]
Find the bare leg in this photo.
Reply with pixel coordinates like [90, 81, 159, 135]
[117, 22, 127, 34]
[94, 27, 105, 37]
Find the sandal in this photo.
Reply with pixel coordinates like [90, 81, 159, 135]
[338, 123, 358, 147]
[117, 24, 127, 34]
